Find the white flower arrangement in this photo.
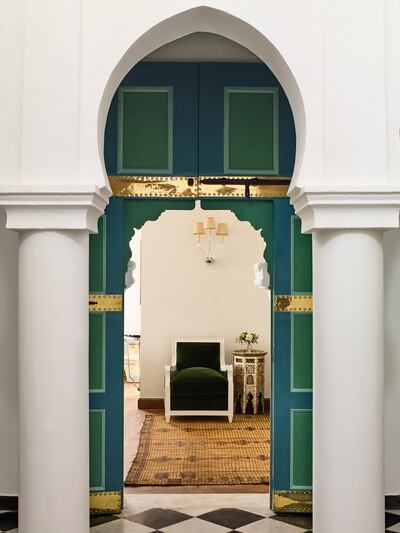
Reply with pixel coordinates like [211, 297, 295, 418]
[235, 331, 260, 352]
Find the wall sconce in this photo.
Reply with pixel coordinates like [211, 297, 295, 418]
[192, 217, 229, 263]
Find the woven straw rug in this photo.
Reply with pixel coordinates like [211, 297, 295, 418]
[125, 414, 269, 486]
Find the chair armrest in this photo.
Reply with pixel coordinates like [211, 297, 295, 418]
[164, 365, 176, 423]
[224, 365, 234, 422]
[164, 365, 176, 384]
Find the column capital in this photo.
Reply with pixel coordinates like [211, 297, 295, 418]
[289, 185, 400, 233]
[0, 184, 111, 232]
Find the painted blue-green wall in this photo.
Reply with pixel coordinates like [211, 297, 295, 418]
[104, 62, 295, 177]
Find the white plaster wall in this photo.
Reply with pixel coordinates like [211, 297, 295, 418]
[384, 229, 400, 495]
[139, 205, 270, 399]
[144, 32, 260, 62]
[1, 1, 399, 189]
[0, 209, 19, 495]
[124, 230, 142, 336]
[0, 0, 24, 184]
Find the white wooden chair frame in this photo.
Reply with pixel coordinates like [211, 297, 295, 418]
[165, 337, 233, 423]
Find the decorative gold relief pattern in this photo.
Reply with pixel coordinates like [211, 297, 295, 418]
[90, 491, 122, 514]
[109, 175, 197, 197]
[108, 175, 290, 198]
[274, 295, 313, 312]
[272, 490, 312, 513]
[250, 184, 290, 198]
[89, 294, 123, 312]
[198, 176, 290, 198]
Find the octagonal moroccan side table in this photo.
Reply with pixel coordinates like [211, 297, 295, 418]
[233, 350, 267, 414]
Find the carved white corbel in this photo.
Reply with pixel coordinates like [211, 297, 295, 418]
[254, 262, 270, 289]
[125, 260, 136, 288]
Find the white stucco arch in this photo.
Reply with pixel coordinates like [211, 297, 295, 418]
[95, 5, 307, 191]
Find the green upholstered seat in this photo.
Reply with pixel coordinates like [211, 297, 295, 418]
[166, 339, 232, 416]
[176, 342, 220, 370]
[171, 367, 228, 397]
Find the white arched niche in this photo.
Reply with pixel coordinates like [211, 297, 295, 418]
[96, 6, 306, 191]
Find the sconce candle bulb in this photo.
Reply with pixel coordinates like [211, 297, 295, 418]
[204, 217, 216, 230]
[193, 216, 229, 264]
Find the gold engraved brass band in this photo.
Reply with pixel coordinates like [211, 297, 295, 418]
[90, 491, 122, 514]
[108, 175, 290, 198]
[109, 175, 197, 198]
[274, 295, 313, 312]
[272, 490, 312, 513]
[89, 294, 123, 312]
[198, 176, 290, 198]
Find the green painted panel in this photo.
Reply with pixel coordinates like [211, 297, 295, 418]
[291, 410, 312, 488]
[291, 216, 312, 293]
[89, 410, 105, 490]
[89, 314, 105, 392]
[291, 314, 313, 391]
[224, 88, 278, 174]
[89, 216, 106, 293]
[118, 87, 172, 173]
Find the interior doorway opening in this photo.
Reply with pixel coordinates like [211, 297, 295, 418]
[124, 230, 142, 388]
[123, 203, 271, 491]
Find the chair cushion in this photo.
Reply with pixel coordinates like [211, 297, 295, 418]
[171, 367, 228, 397]
[176, 342, 220, 370]
[171, 396, 228, 411]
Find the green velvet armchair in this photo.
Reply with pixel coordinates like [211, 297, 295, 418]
[164, 338, 233, 423]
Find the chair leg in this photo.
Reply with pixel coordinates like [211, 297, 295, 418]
[166, 414, 171, 423]
[228, 414, 233, 423]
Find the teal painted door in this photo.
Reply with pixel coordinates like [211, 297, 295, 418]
[90, 63, 200, 512]
[89, 199, 125, 513]
[271, 200, 313, 512]
[89, 198, 196, 511]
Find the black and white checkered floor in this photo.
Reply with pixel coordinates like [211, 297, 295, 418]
[1, 494, 400, 532]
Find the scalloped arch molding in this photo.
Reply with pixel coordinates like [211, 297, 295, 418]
[123, 199, 273, 275]
[98, 6, 306, 191]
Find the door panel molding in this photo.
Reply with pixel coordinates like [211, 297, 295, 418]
[290, 409, 313, 489]
[117, 86, 173, 174]
[89, 410, 106, 491]
[291, 313, 313, 392]
[291, 215, 312, 295]
[89, 313, 106, 393]
[224, 87, 279, 175]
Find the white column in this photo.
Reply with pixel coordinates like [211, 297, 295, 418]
[0, 186, 110, 533]
[290, 187, 400, 533]
[313, 230, 384, 533]
[18, 230, 89, 533]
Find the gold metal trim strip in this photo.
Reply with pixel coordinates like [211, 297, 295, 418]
[198, 176, 290, 198]
[274, 295, 313, 312]
[250, 184, 289, 198]
[109, 175, 197, 198]
[272, 490, 312, 513]
[90, 491, 122, 514]
[108, 175, 290, 198]
[89, 294, 123, 312]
